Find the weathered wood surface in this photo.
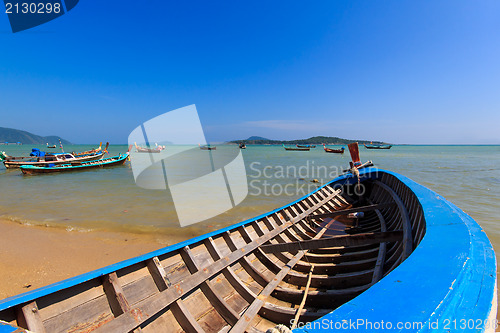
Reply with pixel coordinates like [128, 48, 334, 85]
[260, 231, 403, 253]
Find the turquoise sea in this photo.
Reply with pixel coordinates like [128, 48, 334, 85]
[1, 144, 499, 263]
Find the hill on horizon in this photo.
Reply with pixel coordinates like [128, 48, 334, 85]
[229, 136, 388, 145]
[0, 127, 72, 145]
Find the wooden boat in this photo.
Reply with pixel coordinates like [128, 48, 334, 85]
[20, 153, 129, 175]
[135, 142, 164, 153]
[0, 150, 495, 332]
[72, 142, 108, 157]
[283, 144, 309, 151]
[199, 144, 216, 151]
[239, 143, 246, 149]
[364, 144, 392, 150]
[296, 145, 316, 148]
[322, 144, 344, 154]
[46, 144, 56, 149]
[3, 151, 105, 169]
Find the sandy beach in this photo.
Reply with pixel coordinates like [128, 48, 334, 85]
[0, 218, 185, 300]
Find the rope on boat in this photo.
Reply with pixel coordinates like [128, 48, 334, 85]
[266, 324, 293, 333]
[291, 264, 315, 329]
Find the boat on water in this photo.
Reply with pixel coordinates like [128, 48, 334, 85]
[46, 143, 56, 149]
[20, 153, 129, 175]
[323, 144, 345, 154]
[199, 144, 217, 150]
[364, 143, 392, 150]
[0, 143, 108, 168]
[283, 144, 310, 151]
[0, 144, 495, 333]
[296, 144, 316, 148]
[2, 151, 105, 169]
[71, 142, 108, 157]
[239, 143, 247, 149]
[135, 142, 165, 153]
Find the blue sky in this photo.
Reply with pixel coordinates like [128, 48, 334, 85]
[1, 1, 499, 144]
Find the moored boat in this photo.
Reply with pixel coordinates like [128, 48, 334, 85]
[296, 144, 316, 148]
[135, 142, 165, 153]
[3, 151, 105, 169]
[20, 153, 129, 175]
[0, 146, 495, 332]
[364, 143, 392, 149]
[71, 142, 108, 157]
[239, 143, 247, 149]
[283, 144, 310, 151]
[323, 144, 345, 154]
[199, 144, 216, 150]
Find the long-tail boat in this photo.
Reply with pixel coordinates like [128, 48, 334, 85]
[0, 143, 495, 332]
[322, 144, 345, 154]
[20, 153, 129, 175]
[364, 143, 392, 149]
[3, 151, 105, 169]
[71, 142, 108, 157]
[199, 144, 217, 151]
[296, 144, 316, 149]
[135, 142, 164, 153]
[1, 143, 108, 168]
[283, 144, 309, 151]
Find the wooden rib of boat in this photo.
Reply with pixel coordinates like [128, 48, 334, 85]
[296, 144, 316, 148]
[364, 144, 392, 150]
[0, 166, 495, 332]
[283, 144, 309, 151]
[323, 144, 345, 154]
[20, 153, 129, 175]
[3, 151, 105, 169]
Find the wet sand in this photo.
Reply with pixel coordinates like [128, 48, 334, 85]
[0, 218, 185, 300]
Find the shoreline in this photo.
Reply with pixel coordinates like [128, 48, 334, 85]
[0, 218, 186, 301]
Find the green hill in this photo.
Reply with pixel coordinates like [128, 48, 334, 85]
[0, 127, 72, 145]
[230, 136, 388, 145]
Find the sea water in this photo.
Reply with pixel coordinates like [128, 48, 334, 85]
[0, 144, 499, 253]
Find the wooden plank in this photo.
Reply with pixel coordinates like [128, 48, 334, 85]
[102, 272, 131, 316]
[204, 237, 257, 304]
[308, 202, 395, 220]
[373, 181, 413, 259]
[16, 301, 45, 333]
[180, 246, 240, 326]
[228, 220, 336, 333]
[169, 300, 205, 333]
[368, 199, 388, 284]
[260, 231, 403, 253]
[147, 256, 202, 332]
[93, 191, 337, 333]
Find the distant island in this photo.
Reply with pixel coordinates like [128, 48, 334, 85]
[229, 136, 388, 145]
[0, 127, 71, 145]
